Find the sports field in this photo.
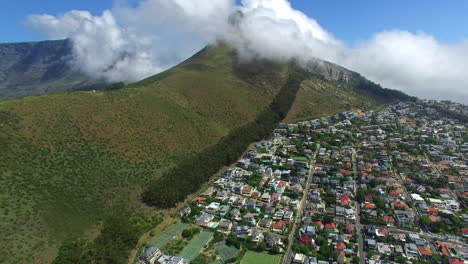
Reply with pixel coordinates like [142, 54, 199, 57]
[147, 222, 189, 248]
[240, 251, 281, 264]
[215, 242, 239, 261]
[178, 231, 213, 260]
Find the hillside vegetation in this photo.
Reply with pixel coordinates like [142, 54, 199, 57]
[0, 43, 408, 264]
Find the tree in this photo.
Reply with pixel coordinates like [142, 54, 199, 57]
[182, 229, 193, 239]
[269, 245, 281, 254]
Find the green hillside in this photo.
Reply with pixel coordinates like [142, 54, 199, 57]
[0, 44, 408, 264]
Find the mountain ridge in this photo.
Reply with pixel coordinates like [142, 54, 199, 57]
[0, 42, 411, 264]
[0, 39, 105, 100]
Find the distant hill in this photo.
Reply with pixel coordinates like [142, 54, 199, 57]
[0, 39, 101, 100]
[0, 43, 410, 263]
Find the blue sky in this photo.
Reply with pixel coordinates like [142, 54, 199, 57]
[1, 0, 467, 44]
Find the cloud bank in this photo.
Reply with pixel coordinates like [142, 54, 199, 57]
[27, 0, 468, 103]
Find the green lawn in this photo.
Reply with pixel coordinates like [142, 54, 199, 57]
[240, 251, 281, 264]
[147, 222, 190, 248]
[292, 156, 308, 161]
[178, 231, 213, 261]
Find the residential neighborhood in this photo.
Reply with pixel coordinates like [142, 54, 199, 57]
[139, 100, 468, 264]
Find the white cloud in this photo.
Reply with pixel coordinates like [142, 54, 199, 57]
[26, 0, 468, 103]
[344, 31, 468, 102]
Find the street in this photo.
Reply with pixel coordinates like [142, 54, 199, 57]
[282, 144, 320, 264]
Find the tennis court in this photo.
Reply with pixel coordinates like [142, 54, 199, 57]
[215, 242, 239, 261]
[178, 231, 213, 260]
[147, 222, 189, 248]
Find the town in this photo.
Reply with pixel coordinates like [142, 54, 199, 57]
[137, 100, 468, 264]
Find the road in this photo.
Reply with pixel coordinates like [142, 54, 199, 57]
[352, 149, 365, 264]
[282, 144, 320, 264]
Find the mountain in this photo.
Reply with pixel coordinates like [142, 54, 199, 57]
[0, 39, 101, 100]
[0, 43, 410, 264]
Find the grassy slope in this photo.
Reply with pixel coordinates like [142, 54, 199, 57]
[0, 45, 288, 264]
[285, 76, 388, 123]
[0, 43, 404, 264]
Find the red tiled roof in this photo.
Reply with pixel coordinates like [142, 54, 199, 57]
[277, 181, 288, 188]
[325, 223, 336, 229]
[418, 246, 433, 256]
[428, 215, 439, 222]
[383, 216, 395, 222]
[299, 236, 312, 245]
[364, 203, 376, 209]
[378, 228, 389, 235]
[449, 258, 464, 264]
[194, 197, 207, 202]
[273, 220, 289, 229]
[340, 195, 350, 201]
[390, 189, 404, 196]
[462, 228, 468, 234]
[393, 201, 409, 208]
[364, 194, 373, 200]
[314, 221, 323, 228]
[335, 242, 346, 250]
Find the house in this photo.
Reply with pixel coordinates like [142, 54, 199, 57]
[382, 216, 395, 225]
[324, 222, 337, 232]
[235, 225, 251, 235]
[195, 213, 215, 228]
[272, 193, 282, 202]
[449, 258, 464, 264]
[366, 225, 377, 237]
[230, 208, 241, 220]
[249, 228, 264, 243]
[266, 233, 283, 248]
[242, 186, 255, 197]
[299, 225, 316, 237]
[260, 193, 271, 203]
[345, 224, 355, 234]
[217, 219, 232, 234]
[404, 243, 419, 258]
[376, 228, 389, 237]
[140, 246, 162, 264]
[462, 228, 468, 238]
[157, 255, 189, 264]
[205, 202, 221, 215]
[194, 197, 207, 204]
[417, 246, 433, 260]
[366, 239, 376, 250]
[274, 209, 285, 220]
[257, 218, 273, 231]
[395, 210, 415, 225]
[273, 220, 289, 233]
[218, 205, 230, 217]
[293, 253, 307, 264]
[335, 242, 346, 252]
[314, 221, 324, 230]
[283, 211, 294, 221]
[299, 236, 312, 245]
